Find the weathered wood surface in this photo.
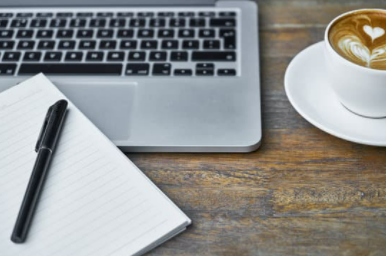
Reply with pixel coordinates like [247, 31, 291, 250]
[127, 1, 386, 255]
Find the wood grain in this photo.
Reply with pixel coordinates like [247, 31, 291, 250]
[126, 0, 386, 255]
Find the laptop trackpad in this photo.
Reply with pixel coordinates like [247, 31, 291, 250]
[53, 81, 136, 141]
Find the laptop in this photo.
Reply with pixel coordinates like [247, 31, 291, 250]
[0, 0, 261, 153]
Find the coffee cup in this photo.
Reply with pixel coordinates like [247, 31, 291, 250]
[324, 9, 386, 118]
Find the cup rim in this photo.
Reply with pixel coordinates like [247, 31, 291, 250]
[324, 8, 386, 74]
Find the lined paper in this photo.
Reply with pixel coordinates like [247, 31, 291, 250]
[0, 74, 190, 256]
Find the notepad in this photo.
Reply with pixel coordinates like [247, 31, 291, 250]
[0, 74, 191, 256]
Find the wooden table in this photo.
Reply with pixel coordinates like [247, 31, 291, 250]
[128, 1, 386, 255]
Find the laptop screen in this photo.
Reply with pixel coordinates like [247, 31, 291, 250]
[0, 0, 214, 7]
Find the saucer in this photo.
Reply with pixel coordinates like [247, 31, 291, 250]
[284, 41, 386, 146]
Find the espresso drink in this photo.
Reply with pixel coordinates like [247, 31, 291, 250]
[328, 10, 386, 70]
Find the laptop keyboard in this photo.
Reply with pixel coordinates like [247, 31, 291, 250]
[0, 9, 239, 77]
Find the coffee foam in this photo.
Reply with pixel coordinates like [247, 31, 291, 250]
[328, 10, 386, 70]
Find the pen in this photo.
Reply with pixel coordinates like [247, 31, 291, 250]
[11, 100, 68, 244]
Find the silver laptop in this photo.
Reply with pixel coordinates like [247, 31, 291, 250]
[0, 0, 261, 152]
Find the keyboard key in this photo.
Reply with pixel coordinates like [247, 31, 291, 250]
[182, 40, 199, 49]
[197, 63, 214, 69]
[65, 51, 83, 61]
[58, 40, 76, 49]
[0, 41, 14, 49]
[199, 12, 215, 17]
[76, 12, 93, 17]
[158, 12, 174, 17]
[57, 13, 73, 18]
[11, 19, 28, 28]
[138, 29, 154, 38]
[203, 40, 220, 49]
[129, 19, 146, 27]
[220, 29, 236, 49]
[141, 40, 157, 49]
[149, 18, 166, 27]
[170, 51, 188, 61]
[70, 19, 86, 27]
[3, 52, 21, 62]
[196, 69, 214, 76]
[218, 69, 236, 76]
[0, 13, 13, 18]
[99, 40, 116, 49]
[97, 12, 113, 17]
[44, 52, 62, 61]
[192, 51, 236, 61]
[117, 12, 134, 17]
[17, 40, 35, 49]
[50, 19, 67, 27]
[38, 40, 55, 49]
[23, 52, 42, 61]
[19, 64, 122, 75]
[97, 29, 114, 38]
[158, 29, 174, 38]
[0, 20, 8, 28]
[57, 29, 74, 38]
[36, 30, 53, 38]
[0, 30, 14, 38]
[107, 51, 124, 61]
[17, 30, 34, 38]
[120, 40, 137, 49]
[170, 18, 185, 27]
[17, 13, 33, 18]
[117, 29, 134, 38]
[161, 40, 178, 49]
[37, 13, 53, 18]
[138, 12, 154, 17]
[90, 19, 106, 27]
[128, 51, 146, 61]
[86, 52, 104, 61]
[30, 19, 47, 28]
[153, 63, 171, 76]
[190, 18, 205, 27]
[178, 29, 194, 38]
[77, 29, 93, 38]
[149, 51, 167, 61]
[0, 64, 17, 75]
[174, 69, 192, 76]
[210, 18, 236, 27]
[109, 19, 125, 27]
[125, 64, 149, 76]
[199, 29, 215, 38]
[219, 12, 236, 17]
[178, 12, 194, 17]
[79, 40, 96, 49]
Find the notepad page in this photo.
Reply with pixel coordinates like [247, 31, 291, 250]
[0, 74, 190, 256]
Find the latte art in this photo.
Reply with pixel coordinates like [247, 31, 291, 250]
[329, 10, 386, 70]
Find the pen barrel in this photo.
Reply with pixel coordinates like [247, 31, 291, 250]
[11, 148, 52, 243]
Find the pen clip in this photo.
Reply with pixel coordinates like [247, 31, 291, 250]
[35, 106, 53, 152]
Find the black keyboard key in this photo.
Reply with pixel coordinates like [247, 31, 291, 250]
[174, 69, 192, 76]
[57, 13, 73, 18]
[36, 30, 53, 38]
[19, 64, 122, 75]
[90, 19, 106, 27]
[125, 64, 149, 76]
[44, 52, 62, 61]
[0, 20, 8, 28]
[129, 19, 146, 27]
[109, 19, 126, 27]
[197, 63, 214, 69]
[203, 40, 220, 49]
[17, 40, 35, 49]
[0, 13, 13, 18]
[161, 40, 178, 49]
[219, 12, 236, 17]
[149, 18, 166, 27]
[17, 13, 33, 18]
[170, 51, 188, 61]
[218, 69, 236, 76]
[70, 19, 86, 27]
[199, 29, 215, 38]
[99, 40, 116, 49]
[120, 40, 137, 49]
[196, 69, 214, 76]
[158, 12, 174, 17]
[178, 12, 194, 17]
[3, 52, 21, 62]
[137, 12, 154, 17]
[16, 30, 34, 38]
[97, 12, 113, 18]
[79, 40, 96, 49]
[192, 51, 236, 61]
[158, 29, 174, 38]
[76, 12, 93, 17]
[179, 29, 194, 38]
[170, 18, 185, 27]
[128, 51, 146, 61]
[117, 29, 134, 38]
[65, 51, 83, 61]
[141, 40, 157, 49]
[107, 51, 124, 61]
[190, 18, 205, 27]
[38, 40, 55, 49]
[0, 30, 14, 38]
[97, 29, 114, 38]
[220, 29, 236, 49]
[117, 12, 134, 17]
[50, 19, 67, 27]
[57, 29, 74, 38]
[199, 12, 215, 17]
[0, 41, 14, 49]
[58, 40, 76, 49]
[138, 29, 154, 38]
[37, 13, 53, 18]
[149, 51, 167, 61]
[210, 18, 236, 27]
[11, 19, 28, 28]
[86, 52, 104, 61]
[182, 40, 199, 49]
[30, 19, 47, 28]
[23, 52, 42, 61]
[0, 64, 17, 75]
[153, 63, 171, 76]
[77, 29, 93, 38]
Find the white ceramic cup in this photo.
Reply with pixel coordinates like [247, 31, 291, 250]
[324, 9, 386, 118]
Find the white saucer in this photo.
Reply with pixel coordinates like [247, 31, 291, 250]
[284, 41, 386, 146]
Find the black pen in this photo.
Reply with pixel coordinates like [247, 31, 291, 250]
[11, 100, 68, 243]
